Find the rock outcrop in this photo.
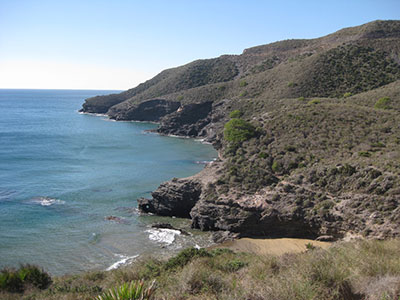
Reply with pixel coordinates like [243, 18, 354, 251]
[157, 101, 213, 137]
[108, 99, 181, 121]
[138, 178, 202, 218]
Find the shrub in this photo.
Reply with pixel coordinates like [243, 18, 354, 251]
[240, 91, 248, 97]
[176, 95, 183, 101]
[370, 142, 385, 148]
[338, 164, 356, 176]
[224, 119, 256, 144]
[164, 248, 211, 270]
[287, 82, 296, 87]
[285, 145, 296, 152]
[258, 152, 268, 159]
[359, 151, 371, 157]
[0, 270, 23, 293]
[374, 97, 391, 109]
[343, 92, 352, 98]
[220, 259, 248, 272]
[306, 243, 316, 251]
[18, 264, 52, 289]
[95, 280, 155, 300]
[298, 96, 305, 101]
[308, 99, 320, 105]
[229, 110, 243, 118]
[0, 265, 51, 293]
[271, 161, 281, 173]
[239, 80, 248, 87]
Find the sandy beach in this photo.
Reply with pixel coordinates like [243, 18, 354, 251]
[212, 238, 331, 256]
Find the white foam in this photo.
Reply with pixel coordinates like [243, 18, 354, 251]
[77, 111, 108, 117]
[30, 197, 65, 206]
[195, 160, 213, 165]
[106, 254, 138, 271]
[147, 228, 181, 245]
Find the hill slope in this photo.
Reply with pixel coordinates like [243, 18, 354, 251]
[82, 20, 400, 240]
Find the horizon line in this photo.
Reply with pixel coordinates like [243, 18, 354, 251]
[0, 87, 125, 91]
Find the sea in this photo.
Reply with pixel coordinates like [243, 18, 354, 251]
[0, 89, 217, 275]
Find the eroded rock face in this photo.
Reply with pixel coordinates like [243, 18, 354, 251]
[157, 101, 213, 137]
[137, 178, 202, 218]
[190, 186, 325, 239]
[80, 94, 127, 114]
[108, 99, 181, 121]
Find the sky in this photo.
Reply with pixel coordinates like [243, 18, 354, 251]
[0, 0, 399, 90]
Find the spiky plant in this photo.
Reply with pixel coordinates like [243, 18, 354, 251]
[95, 280, 155, 300]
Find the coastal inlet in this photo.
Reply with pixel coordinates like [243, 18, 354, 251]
[0, 89, 217, 275]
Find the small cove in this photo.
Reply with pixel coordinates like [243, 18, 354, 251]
[0, 89, 217, 275]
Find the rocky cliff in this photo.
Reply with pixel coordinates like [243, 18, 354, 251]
[82, 20, 400, 240]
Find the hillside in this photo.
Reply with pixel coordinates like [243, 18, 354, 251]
[81, 20, 400, 241]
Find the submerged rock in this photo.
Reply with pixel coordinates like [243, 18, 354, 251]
[151, 223, 190, 235]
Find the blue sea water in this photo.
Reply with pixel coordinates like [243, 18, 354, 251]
[0, 89, 217, 275]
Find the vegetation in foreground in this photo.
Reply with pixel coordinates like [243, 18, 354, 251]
[1, 239, 400, 300]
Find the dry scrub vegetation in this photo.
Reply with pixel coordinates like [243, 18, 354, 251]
[1, 239, 400, 300]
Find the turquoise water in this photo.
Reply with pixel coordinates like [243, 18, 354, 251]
[0, 89, 216, 275]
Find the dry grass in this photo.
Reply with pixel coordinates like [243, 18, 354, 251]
[3, 239, 399, 300]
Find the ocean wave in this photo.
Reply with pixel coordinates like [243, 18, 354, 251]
[30, 197, 65, 206]
[147, 228, 181, 245]
[0, 189, 16, 202]
[195, 160, 213, 165]
[106, 254, 138, 271]
[77, 111, 108, 117]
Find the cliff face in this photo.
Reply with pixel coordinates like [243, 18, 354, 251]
[108, 99, 180, 121]
[82, 20, 400, 240]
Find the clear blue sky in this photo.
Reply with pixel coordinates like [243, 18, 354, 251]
[0, 0, 399, 90]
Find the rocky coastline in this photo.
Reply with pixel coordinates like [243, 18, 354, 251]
[80, 20, 400, 242]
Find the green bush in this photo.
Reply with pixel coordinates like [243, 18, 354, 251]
[343, 92, 352, 98]
[0, 270, 23, 293]
[374, 97, 391, 109]
[95, 280, 155, 300]
[271, 161, 281, 173]
[258, 152, 268, 159]
[224, 118, 256, 144]
[298, 96, 305, 101]
[18, 264, 52, 289]
[308, 99, 320, 105]
[239, 80, 248, 87]
[306, 243, 316, 251]
[220, 259, 247, 272]
[164, 248, 211, 270]
[0, 265, 51, 293]
[229, 110, 243, 118]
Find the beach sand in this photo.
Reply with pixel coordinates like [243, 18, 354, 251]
[212, 238, 331, 256]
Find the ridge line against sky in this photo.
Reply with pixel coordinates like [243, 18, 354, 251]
[0, 0, 399, 90]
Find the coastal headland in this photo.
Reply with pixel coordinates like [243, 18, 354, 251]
[81, 20, 400, 242]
